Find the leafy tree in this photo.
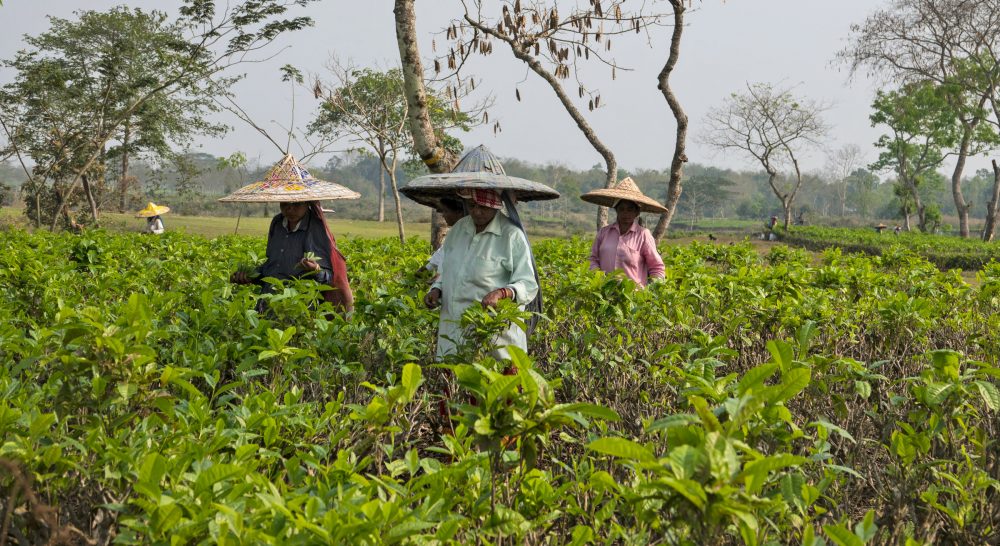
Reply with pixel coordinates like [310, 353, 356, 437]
[0, 1, 317, 229]
[703, 83, 829, 230]
[868, 82, 969, 232]
[311, 66, 472, 242]
[845, 168, 881, 220]
[841, 0, 1000, 236]
[677, 171, 736, 228]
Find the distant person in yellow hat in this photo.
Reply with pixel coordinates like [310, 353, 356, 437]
[135, 202, 169, 234]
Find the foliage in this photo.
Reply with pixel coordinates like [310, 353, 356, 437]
[0, 1, 317, 227]
[2, 229, 1000, 543]
[781, 224, 1000, 269]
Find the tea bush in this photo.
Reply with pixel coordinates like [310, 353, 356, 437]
[1, 228, 998, 544]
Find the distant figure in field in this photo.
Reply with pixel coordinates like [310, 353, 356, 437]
[136, 202, 169, 234]
[875, 223, 887, 234]
[894, 225, 902, 235]
[768, 215, 778, 230]
[581, 177, 666, 287]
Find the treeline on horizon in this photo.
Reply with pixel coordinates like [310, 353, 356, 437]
[4, 151, 999, 234]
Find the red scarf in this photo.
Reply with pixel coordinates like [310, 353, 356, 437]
[310, 202, 354, 313]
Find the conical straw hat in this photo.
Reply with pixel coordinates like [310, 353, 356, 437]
[218, 154, 360, 203]
[400, 145, 559, 209]
[580, 177, 667, 214]
[135, 202, 170, 217]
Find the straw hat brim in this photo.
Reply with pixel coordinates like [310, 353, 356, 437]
[580, 188, 667, 214]
[218, 181, 360, 203]
[135, 206, 170, 217]
[400, 173, 559, 209]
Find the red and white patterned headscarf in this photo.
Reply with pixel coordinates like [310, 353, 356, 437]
[457, 188, 503, 210]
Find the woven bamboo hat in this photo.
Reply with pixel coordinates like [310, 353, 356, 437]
[135, 202, 170, 217]
[218, 154, 360, 203]
[580, 177, 667, 214]
[400, 145, 559, 209]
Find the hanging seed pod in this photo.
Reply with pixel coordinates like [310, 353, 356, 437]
[470, 77, 476, 90]
[577, 45, 582, 56]
[595, 0, 603, 17]
[585, 48, 590, 60]
[534, 42, 540, 55]
[434, 59, 441, 73]
[596, 31, 602, 43]
[588, 98, 594, 111]
[582, 31, 588, 43]
[448, 53, 456, 70]
[532, 12, 540, 24]
[579, 85, 585, 98]
[516, 88, 521, 101]
[612, 65, 616, 79]
[606, 38, 612, 51]
[635, 18, 640, 33]
[483, 111, 489, 124]
[459, 42, 465, 56]
[514, 0, 521, 14]
[312, 81, 322, 99]
[614, 5, 621, 21]
[585, 15, 592, 28]
[432, 39, 437, 52]
[549, 8, 558, 29]
[595, 95, 601, 107]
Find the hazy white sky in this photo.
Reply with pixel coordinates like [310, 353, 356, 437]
[1, 0, 992, 176]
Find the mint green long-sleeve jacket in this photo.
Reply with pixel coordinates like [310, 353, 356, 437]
[431, 213, 538, 359]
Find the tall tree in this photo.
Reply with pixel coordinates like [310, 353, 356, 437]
[846, 167, 880, 220]
[703, 83, 829, 230]
[840, 0, 1000, 237]
[394, 0, 462, 248]
[676, 171, 735, 228]
[0, 2, 316, 230]
[825, 144, 864, 217]
[868, 83, 969, 232]
[651, 0, 690, 240]
[311, 66, 474, 243]
[453, 0, 665, 229]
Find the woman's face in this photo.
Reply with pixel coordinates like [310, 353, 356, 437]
[279, 202, 308, 225]
[468, 202, 498, 230]
[440, 206, 466, 227]
[615, 201, 640, 226]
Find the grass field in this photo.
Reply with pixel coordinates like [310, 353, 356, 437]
[0, 206, 432, 240]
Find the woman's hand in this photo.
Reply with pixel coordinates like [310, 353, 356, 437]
[424, 287, 442, 309]
[481, 287, 512, 308]
[230, 271, 252, 284]
[298, 258, 320, 272]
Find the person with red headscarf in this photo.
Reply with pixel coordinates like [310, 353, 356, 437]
[231, 200, 353, 313]
[424, 188, 538, 359]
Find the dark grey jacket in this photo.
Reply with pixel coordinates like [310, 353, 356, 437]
[257, 211, 333, 285]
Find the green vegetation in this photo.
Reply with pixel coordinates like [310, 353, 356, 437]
[781, 225, 1000, 270]
[3, 229, 999, 543]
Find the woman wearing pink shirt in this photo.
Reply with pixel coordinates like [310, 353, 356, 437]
[582, 177, 666, 287]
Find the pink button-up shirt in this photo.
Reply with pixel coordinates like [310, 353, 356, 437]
[589, 222, 665, 286]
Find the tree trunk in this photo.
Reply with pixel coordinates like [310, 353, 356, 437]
[378, 165, 386, 222]
[652, 0, 689, 241]
[903, 211, 911, 231]
[782, 199, 793, 231]
[119, 123, 130, 212]
[464, 16, 617, 230]
[394, 0, 459, 249]
[983, 159, 1000, 241]
[81, 174, 99, 224]
[384, 154, 406, 243]
[950, 125, 975, 237]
